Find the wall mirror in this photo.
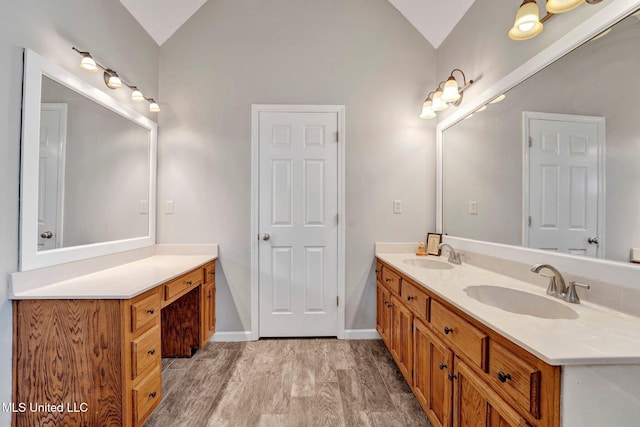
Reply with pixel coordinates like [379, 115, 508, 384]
[20, 49, 157, 271]
[439, 3, 640, 266]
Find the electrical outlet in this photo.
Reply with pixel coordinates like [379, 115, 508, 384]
[165, 200, 175, 215]
[469, 201, 478, 215]
[393, 200, 402, 214]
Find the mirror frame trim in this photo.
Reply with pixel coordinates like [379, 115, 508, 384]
[436, 0, 640, 270]
[20, 49, 158, 271]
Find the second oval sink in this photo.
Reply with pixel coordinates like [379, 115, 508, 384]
[403, 258, 455, 270]
[464, 285, 578, 319]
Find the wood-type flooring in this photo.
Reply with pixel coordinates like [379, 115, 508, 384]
[143, 338, 432, 427]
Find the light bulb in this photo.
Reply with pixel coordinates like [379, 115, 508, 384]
[80, 55, 97, 72]
[509, 0, 543, 41]
[432, 89, 448, 112]
[442, 76, 461, 103]
[149, 101, 161, 112]
[131, 89, 144, 102]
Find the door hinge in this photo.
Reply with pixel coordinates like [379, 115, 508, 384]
[528, 136, 533, 148]
[336, 296, 339, 307]
[336, 213, 339, 224]
[528, 216, 532, 227]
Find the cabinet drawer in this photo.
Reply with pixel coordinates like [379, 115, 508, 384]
[430, 300, 488, 371]
[164, 269, 203, 302]
[131, 326, 161, 380]
[132, 368, 162, 426]
[381, 267, 401, 295]
[401, 279, 429, 320]
[131, 290, 160, 333]
[204, 261, 216, 284]
[489, 340, 541, 419]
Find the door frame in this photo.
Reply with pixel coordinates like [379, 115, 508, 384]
[250, 104, 346, 340]
[522, 111, 606, 257]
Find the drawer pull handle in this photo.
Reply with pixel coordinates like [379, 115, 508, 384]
[149, 391, 157, 398]
[498, 371, 512, 383]
[148, 348, 156, 355]
[407, 295, 414, 301]
[448, 373, 457, 381]
[146, 308, 155, 315]
[444, 326, 453, 335]
[438, 363, 448, 371]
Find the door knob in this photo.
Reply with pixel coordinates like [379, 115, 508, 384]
[587, 237, 599, 245]
[261, 233, 270, 241]
[40, 231, 53, 239]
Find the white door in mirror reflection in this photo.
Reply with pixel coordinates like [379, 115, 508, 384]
[525, 112, 604, 257]
[258, 111, 338, 337]
[38, 103, 67, 250]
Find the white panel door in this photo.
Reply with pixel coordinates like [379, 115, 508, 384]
[258, 111, 338, 337]
[38, 103, 67, 250]
[528, 115, 601, 256]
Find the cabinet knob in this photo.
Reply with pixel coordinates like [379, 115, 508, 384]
[448, 373, 457, 381]
[146, 308, 155, 315]
[407, 295, 414, 301]
[148, 348, 156, 355]
[385, 278, 391, 283]
[438, 363, 448, 371]
[186, 280, 193, 285]
[149, 391, 157, 398]
[40, 231, 53, 239]
[497, 371, 512, 383]
[444, 326, 454, 335]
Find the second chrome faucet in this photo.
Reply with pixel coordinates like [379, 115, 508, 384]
[530, 263, 590, 304]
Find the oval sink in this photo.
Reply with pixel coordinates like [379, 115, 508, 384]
[464, 285, 578, 319]
[403, 258, 454, 270]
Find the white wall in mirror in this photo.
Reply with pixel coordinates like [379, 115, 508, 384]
[436, 0, 640, 285]
[20, 49, 157, 271]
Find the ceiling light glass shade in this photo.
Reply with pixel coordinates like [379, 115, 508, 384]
[546, 0, 585, 14]
[131, 89, 144, 102]
[106, 73, 122, 89]
[419, 100, 436, 119]
[80, 55, 97, 72]
[442, 77, 461, 103]
[149, 102, 161, 112]
[509, 0, 543, 41]
[432, 89, 448, 112]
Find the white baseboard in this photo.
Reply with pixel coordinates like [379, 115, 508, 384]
[343, 329, 381, 340]
[210, 331, 255, 342]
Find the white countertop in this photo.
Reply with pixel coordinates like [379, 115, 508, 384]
[376, 251, 640, 366]
[10, 246, 218, 300]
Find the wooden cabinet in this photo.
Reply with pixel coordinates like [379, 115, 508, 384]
[376, 283, 392, 347]
[375, 258, 560, 427]
[13, 261, 216, 427]
[390, 295, 414, 385]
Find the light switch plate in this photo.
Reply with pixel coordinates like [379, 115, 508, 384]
[139, 200, 149, 214]
[393, 200, 402, 214]
[165, 200, 175, 215]
[469, 201, 478, 215]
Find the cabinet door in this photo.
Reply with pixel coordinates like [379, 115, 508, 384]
[376, 283, 392, 347]
[414, 318, 453, 427]
[453, 360, 531, 427]
[200, 282, 216, 346]
[390, 295, 414, 385]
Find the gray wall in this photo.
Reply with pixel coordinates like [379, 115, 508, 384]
[0, 1, 158, 423]
[157, 0, 437, 333]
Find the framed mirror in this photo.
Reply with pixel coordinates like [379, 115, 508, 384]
[437, 1, 640, 267]
[20, 49, 157, 271]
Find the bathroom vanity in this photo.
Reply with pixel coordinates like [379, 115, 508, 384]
[375, 244, 640, 427]
[10, 248, 217, 427]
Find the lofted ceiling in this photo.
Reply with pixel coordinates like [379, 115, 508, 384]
[119, 0, 476, 48]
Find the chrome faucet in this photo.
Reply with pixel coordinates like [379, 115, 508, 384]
[530, 264, 567, 298]
[438, 243, 462, 265]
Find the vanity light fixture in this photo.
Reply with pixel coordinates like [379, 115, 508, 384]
[72, 46, 161, 113]
[509, 0, 604, 41]
[419, 68, 474, 119]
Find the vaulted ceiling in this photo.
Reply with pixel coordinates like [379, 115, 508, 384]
[118, 0, 476, 48]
